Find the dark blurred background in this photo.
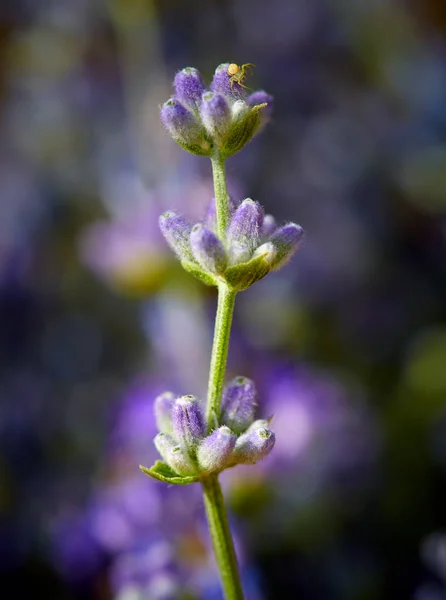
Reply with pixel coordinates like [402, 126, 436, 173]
[1, 0, 446, 598]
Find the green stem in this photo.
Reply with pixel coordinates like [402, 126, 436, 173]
[202, 474, 244, 600]
[202, 154, 243, 599]
[211, 153, 230, 241]
[206, 282, 236, 427]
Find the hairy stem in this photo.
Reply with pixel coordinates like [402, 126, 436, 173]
[211, 153, 230, 241]
[202, 474, 244, 600]
[202, 154, 243, 599]
[206, 282, 236, 427]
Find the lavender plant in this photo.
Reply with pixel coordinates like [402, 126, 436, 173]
[140, 63, 304, 599]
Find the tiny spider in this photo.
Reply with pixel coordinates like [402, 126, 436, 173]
[227, 63, 255, 91]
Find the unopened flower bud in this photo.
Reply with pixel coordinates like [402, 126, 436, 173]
[174, 67, 205, 112]
[197, 426, 237, 473]
[211, 63, 244, 99]
[201, 92, 231, 145]
[228, 199, 264, 252]
[160, 99, 210, 156]
[154, 391, 175, 434]
[221, 376, 257, 434]
[247, 90, 273, 128]
[232, 427, 276, 465]
[228, 242, 251, 266]
[159, 211, 194, 263]
[190, 224, 227, 275]
[172, 395, 205, 455]
[154, 433, 197, 476]
[252, 242, 277, 266]
[269, 223, 304, 270]
[261, 214, 277, 238]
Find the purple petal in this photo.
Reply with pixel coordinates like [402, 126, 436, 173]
[174, 67, 206, 111]
[221, 376, 257, 434]
[190, 224, 227, 274]
[197, 426, 237, 473]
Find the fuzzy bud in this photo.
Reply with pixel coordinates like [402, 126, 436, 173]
[190, 224, 228, 275]
[247, 90, 273, 128]
[159, 211, 194, 263]
[160, 98, 210, 156]
[261, 214, 277, 238]
[154, 433, 197, 476]
[205, 196, 238, 231]
[228, 199, 264, 253]
[269, 223, 304, 270]
[197, 426, 237, 474]
[174, 67, 205, 112]
[154, 391, 176, 434]
[232, 426, 276, 465]
[201, 92, 231, 146]
[211, 63, 244, 99]
[172, 395, 205, 455]
[221, 376, 257, 434]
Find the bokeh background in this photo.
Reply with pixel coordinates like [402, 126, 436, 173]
[1, 0, 446, 598]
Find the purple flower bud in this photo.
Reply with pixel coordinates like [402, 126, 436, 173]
[252, 242, 277, 266]
[247, 90, 273, 127]
[201, 92, 231, 145]
[232, 426, 276, 465]
[190, 224, 227, 275]
[160, 99, 210, 155]
[261, 214, 277, 238]
[211, 63, 245, 99]
[174, 67, 205, 112]
[228, 199, 264, 253]
[159, 211, 194, 263]
[269, 223, 304, 269]
[221, 376, 257, 434]
[172, 395, 205, 454]
[228, 242, 252, 266]
[154, 433, 197, 475]
[154, 391, 175, 434]
[197, 426, 237, 473]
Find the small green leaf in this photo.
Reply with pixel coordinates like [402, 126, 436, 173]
[222, 104, 266, 159]
[140, 461, 199, 485]
[224, 252, 272, 291]
[181, 261, 218, 286]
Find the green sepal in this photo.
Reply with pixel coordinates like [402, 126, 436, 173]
[175, 138, 212, 157]
[181, 260, 218, 286]
[224, 252, 272, 291]
[140, 461, 199, 485]
[221, 104, 266, 159]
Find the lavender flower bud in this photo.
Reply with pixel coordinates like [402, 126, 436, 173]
[159, 211, 194, 263]
[252, 242, 277, 266]
[232, 426, 276, 465]
[172, 395, 205, 454]
[154, 433, 197, 476]
[228, 199, 264, 253]
[221, 376, 257, 434]
[269, 223, 304, 270]
[228, 242, 251, 266]
[247, 90, 273, 128]
[201, 92, 231, 146]
[197, 426, 237, 473]
[190, 224, 228, 275]
[160, 98, 210, 156]
[154, 391, 175, 434]
[261, 214, 277, 238]
[174, 67, 205, 112]
[211, 63, 243, 99]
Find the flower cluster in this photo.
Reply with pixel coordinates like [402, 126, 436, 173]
[161, 63, 272, 158]
[141, 377, 275, 483]
[159, 196, 304, 291]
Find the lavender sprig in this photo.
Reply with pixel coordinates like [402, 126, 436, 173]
[141, 62, 304, 600]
